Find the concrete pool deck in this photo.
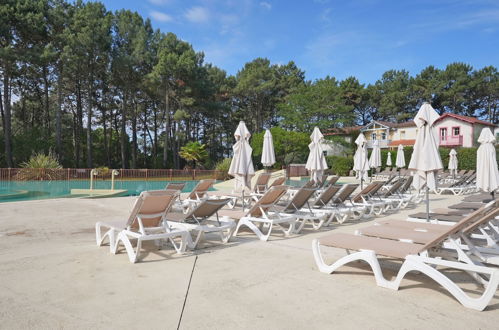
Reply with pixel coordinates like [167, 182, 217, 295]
[0, 187, 498, 329]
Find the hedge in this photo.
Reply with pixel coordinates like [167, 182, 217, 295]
[327, 146, 499, 173]
[326, 155, 354, 176]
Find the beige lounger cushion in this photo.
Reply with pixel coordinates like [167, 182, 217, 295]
[358, 225, 441, 244]
[318, 233, 423, 259]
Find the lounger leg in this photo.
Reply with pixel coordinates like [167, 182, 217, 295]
[113, 232, 141, 263]
[95, 222, 117, 251]
[402, 256, 499, 311]
[235, 218, 272, 241]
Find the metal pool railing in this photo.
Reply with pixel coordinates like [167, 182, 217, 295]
[0, 168, 228, 182]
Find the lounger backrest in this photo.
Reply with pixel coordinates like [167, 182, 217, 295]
[351, 182, 378, 203]
[187, 179, 215, 199]
[332, 184, 359, 204]
[184, 198, 232, 222]
[464, 173, 476, 183]
[313, 184, 342, 207]
[127, 190, 178, 229]
[283, 186, 317, 212]
[382, 180, 404, 198]
[165, 182, 186, 191]
[325, 176, 339, 187]
[399, 176, 413, 193]
[269, 176, 286, 188]
[302, 180, 315, 188]
[254, 173, 272, 193]
[463, 199, 499, 233]
[421, 200, 499, 251]
[246, 185, 289, 218]
[314, 175, 329, 188]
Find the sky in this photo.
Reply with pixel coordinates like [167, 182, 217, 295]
[100, 0, 499, 84]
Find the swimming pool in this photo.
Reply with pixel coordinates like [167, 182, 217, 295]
[0, 177, 316, 203]
[0, 180, 206, 203]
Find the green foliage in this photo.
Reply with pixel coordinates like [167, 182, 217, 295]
[251, 127, 309, 168]
[326, 156, 354, 176]
[16, 151, 63, 181]
[455, 147, 477, 170]
[179, 141, 208, 168]
[215, 158, 232, 180]
[278, 76, 356, 131]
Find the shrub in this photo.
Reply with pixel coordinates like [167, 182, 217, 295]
[456, 147, 477, 170]
[326, 156, 354, 176]
[16, 151, 63, 181]
[215, 158, 232, 180]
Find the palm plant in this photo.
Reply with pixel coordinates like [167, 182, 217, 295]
[179, 141, 208, 169]
[16, 151, 63, 181]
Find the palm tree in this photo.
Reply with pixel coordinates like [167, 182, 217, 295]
[179, 141, 208, 169]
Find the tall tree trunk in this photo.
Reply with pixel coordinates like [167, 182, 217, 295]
[55, 64, 63, 160]
[153, 105, 158, 168]
[120, 92, 127, 168]
[75, 80, 83, 167]
[102, 106, 111, 167]
[2, 72, 13, 167]
[131, 101, 137, 169]
[42, 65, 50, 133]
[142, 104, 148, 168]
[86, 82, 93, 168]
[163, 88, 170, 168]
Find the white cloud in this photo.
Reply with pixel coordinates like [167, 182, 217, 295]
[149, 10, 173, 22]
[260, 1, 272, 10]
[185, 7, 210, 23]
[148, 0, 172, 5]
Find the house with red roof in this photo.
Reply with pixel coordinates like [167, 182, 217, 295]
[434, 113, 497, 148]
[338, 113, 498, 150]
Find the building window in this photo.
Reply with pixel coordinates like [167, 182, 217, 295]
[381, 132, 386, 140]
[372, 133, 377, 140]
[453, 126, 460, 136]
[400, 130, 405, 139]
[440, 128, 447, 140]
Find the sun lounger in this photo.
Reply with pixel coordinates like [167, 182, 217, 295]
[272, 184, 328, 233]
[358, 201, 499, 268]
[218, 185, 296, 241]
[165, 198, 235, 248]
[96, 190, 190, 263]
[312, 201, 499, 310]
[322, 184, 364, 223]
[350, 182, 391, 216]
[165, 182, 186, 191]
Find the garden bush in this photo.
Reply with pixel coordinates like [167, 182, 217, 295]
[215, 158, 232, 180]
[326, 155, 354, 176]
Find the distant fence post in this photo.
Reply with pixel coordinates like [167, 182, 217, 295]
[8, 168, 11, 181]
[169, 169, 173, 181]
[145, 169, 148, 181]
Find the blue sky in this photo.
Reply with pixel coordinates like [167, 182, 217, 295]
[101, 0, 499, 84]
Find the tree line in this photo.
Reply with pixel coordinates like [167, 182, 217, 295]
[1, 0, 498, 169]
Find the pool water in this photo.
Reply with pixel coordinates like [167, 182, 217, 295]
[0, 180, 205, 203]
[0, 177, 315, 203]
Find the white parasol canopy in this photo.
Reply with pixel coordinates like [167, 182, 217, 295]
[353, 133, 369, 181]
[448, 149, 458, 175]
[395, 144, 406, 168]
[228, 121, 255, 193]
[305, 127, 328, 183]
[369, 140, 382, 169]
[386, 152, 392, 167]
[408, 102, 443, 191]
[476, 128, 499, 192]
[261, 129, 276, 167]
